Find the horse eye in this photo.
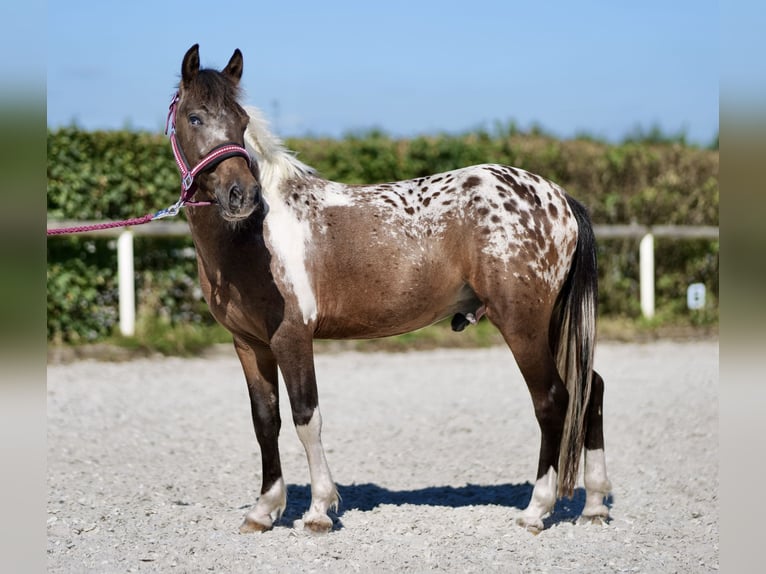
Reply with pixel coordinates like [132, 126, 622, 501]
[188, 114, 202, 126]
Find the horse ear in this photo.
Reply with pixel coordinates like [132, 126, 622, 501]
[182, 44, 200, 85]
[223, 49, 243, 84]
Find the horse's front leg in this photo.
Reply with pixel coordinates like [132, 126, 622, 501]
[234, 337, 287, 533]
[272, 331, 339, 533]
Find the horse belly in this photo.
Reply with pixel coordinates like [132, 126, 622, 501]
[313, 265, 474, 339]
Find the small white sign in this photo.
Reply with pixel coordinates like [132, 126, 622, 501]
[687, 283, 706, 310]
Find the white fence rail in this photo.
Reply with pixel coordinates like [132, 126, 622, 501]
[47, 221, 719, 336]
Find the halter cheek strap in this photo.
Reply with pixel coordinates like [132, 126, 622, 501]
[165, 92, 252, 205]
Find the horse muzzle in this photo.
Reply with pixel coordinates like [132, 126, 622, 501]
[217, 180, 263, 222]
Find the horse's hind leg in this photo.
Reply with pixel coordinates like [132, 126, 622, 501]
[489, 302, 568, 533]
[582, 369, 611, 523]
[234, 337, 287, 533]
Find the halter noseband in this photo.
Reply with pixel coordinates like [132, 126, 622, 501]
[164, 92, 252, 207]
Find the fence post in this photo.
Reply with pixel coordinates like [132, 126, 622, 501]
[117, 230, 136, 336]
[639, 232, 655, 319]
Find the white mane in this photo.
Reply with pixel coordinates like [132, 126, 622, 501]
[242, 106, 316, 194]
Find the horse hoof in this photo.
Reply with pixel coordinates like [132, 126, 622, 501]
[239, 516, 272, 534]
[515, 516, 543, 535]
[303, 514, 333, 533]
[581, 503, 610, 525]
[579, 512, 609, 527]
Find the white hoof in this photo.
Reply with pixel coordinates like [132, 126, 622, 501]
[302, 510, 333, 533]
[516, 515, 544, 534]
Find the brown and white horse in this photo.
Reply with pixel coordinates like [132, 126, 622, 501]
[170, 44, 610, 534]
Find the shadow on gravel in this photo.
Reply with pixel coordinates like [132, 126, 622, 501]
[282, 483, 612, 530]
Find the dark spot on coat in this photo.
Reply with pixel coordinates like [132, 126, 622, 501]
[478, 207, 489, 216]
[512, 181, 533, 202]
[463, 175, 482, 190]
[422, 197, 432, 207]
[492, 170, 517, 187]
[404, 206, 415, 215]
[292, 193, 299, 201]
[491, 215, 500, 223]
[548, 203, 559, 218]
[431, 176, 443, 183]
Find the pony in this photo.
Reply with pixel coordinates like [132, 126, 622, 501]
[168, 44, 611, 534]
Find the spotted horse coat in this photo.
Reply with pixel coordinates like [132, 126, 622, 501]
[171, 44, 611, 536]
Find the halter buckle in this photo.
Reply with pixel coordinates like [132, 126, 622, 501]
[182, 173, 195, 191]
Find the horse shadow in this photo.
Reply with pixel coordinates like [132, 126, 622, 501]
[280, 482, 613, 531]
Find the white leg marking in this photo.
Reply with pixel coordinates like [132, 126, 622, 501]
[240, 477, 286, 532]
[518, 466, 557, 533]
[295, 407, 339, 531]
[582, 448, 611, 519]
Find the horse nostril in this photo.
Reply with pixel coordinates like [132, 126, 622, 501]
[229, 184, 243, 208]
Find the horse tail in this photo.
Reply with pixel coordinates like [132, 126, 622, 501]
[550, 194, 598, 498]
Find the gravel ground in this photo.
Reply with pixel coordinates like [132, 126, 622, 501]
[47, 340, 719, 573]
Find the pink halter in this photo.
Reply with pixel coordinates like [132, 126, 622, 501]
[164, 92, 252, 205]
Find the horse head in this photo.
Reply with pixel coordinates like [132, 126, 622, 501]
[174, 44, 262, 222]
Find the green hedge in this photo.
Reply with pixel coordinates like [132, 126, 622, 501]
[47, 128, 719, 343]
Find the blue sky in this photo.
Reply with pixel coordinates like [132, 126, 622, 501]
[46, 1, 719, 145]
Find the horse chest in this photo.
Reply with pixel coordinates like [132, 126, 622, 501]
[261, 203, 318, 325]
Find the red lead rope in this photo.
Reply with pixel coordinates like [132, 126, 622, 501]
[47, 92, 252, 236]
[46, 214, 156, 236]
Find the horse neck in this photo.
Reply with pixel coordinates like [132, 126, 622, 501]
[185, 205, 225, 250]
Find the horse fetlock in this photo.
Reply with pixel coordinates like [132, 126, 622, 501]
[582, 488, 611, 521]
[240, 478, 286, 533]
[319, 484, 340, 513]
[583, 448, 611, 520]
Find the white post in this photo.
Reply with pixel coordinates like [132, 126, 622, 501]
[639, 232, 655, 319]
[117, 230, 136, 336]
